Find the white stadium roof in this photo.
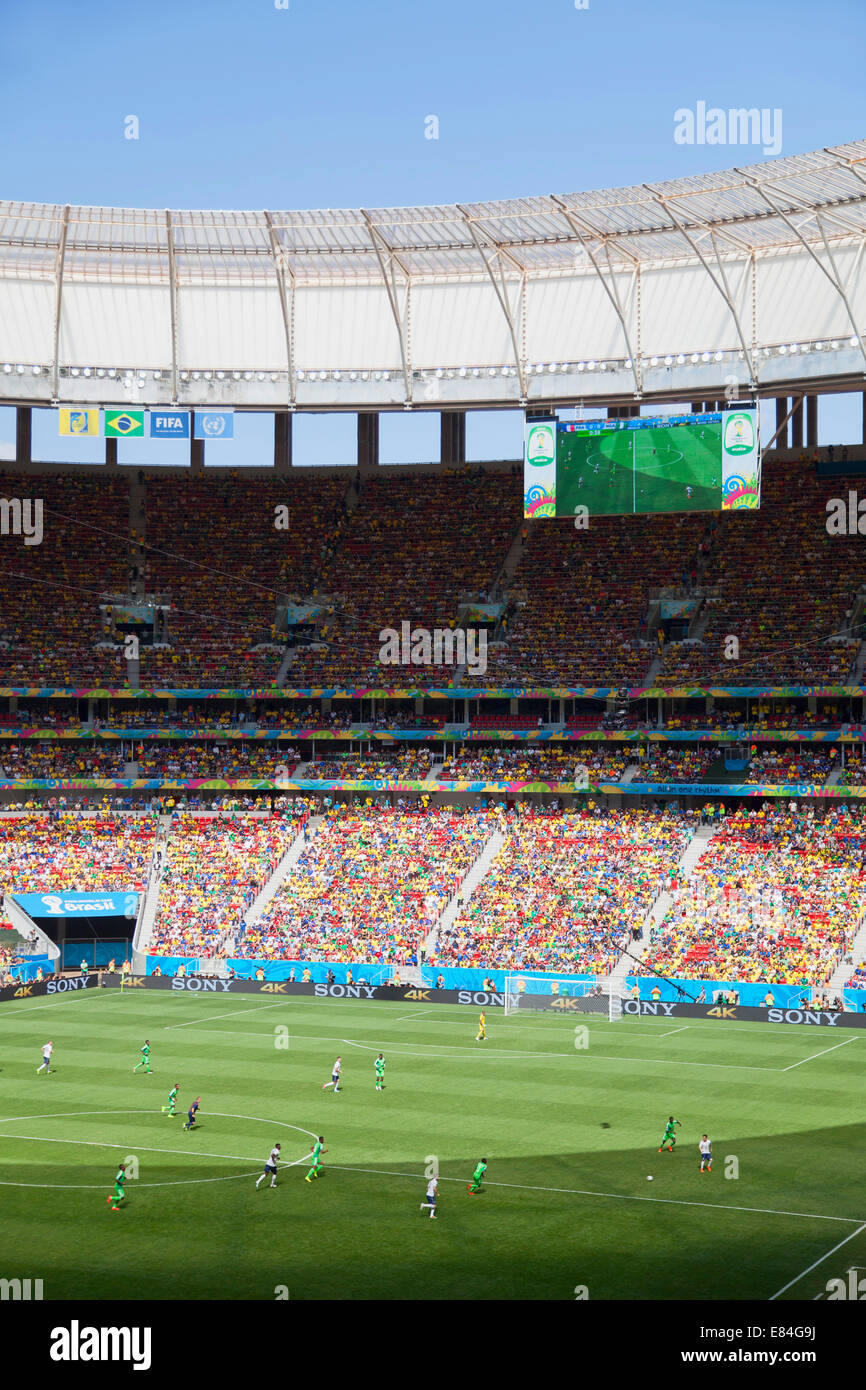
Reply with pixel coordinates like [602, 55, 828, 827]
[1, 140, 866, 411]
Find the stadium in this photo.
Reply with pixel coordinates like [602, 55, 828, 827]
[1, 3, 865, 1338]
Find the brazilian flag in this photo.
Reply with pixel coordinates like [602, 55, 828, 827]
[104, 410, 145, 437]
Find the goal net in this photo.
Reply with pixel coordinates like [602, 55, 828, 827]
[194, 957, 229, 979]
[504, 974, 622, 1021]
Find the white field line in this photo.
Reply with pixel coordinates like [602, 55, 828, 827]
[163, 1027, 784, 1072]
[0, 1132, 273, 1165]
[328, 1164, 864, 1226]
[769, 1222, 866, 1300]
[164, 1001, 299, 1029]
[0, 1107, 317, 1189]
[780, 1037, 859, 1070]
[0, 991, 122, 1018]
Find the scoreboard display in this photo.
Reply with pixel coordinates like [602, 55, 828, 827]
[524, 408, 761, 519]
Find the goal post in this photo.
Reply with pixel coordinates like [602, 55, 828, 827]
[504, 974, 623, 1021]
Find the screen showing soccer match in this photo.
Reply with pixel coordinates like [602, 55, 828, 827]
[523, 408, 761, 519]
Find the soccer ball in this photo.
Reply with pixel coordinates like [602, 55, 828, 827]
[647, 1175, 654, 1182]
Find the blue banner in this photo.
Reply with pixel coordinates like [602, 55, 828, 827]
[141, 956, 862, 1012]
[194, 411, 234, 440]
[150, 410, 190, 439]
[14, 891, 140, 919]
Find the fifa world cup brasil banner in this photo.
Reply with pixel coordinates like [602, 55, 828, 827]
[720, 407, 761, 509]
[525, 407, 761, 518]
[523, 418, 557, 517]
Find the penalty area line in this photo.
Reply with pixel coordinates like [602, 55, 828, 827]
[174, 1028, 781, 1072]
[768, 1222, 866, 1300]
[780, 1037, 859, 1070]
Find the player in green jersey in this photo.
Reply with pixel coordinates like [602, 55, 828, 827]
[467, 1158, 487, 1195]
[161, 1083, 179, 1116]
[374, 1053, 386, 1091]
[107, 1163, 127, 1211]
[658, 1116, 681, 1153]
[305, 1136, 327, 1182]
[133, 1039, 152, 1074]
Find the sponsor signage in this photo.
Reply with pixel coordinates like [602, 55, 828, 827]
[121, 976, 507, 1006]
[4, 972, 861, 1025]
[622, 999, 866, 1027]
[0, 973, 96, 1004]
[507, 995, 866, 1026]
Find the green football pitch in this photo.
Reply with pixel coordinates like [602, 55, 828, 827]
[557, 424, 722, 516]
[0, 988, 863, 1302]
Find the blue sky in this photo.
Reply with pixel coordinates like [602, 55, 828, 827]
[1, 0, 864, 463]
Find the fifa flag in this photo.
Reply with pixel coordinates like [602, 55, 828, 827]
[58, 408, 100, 437]
[104, 410, 145, 438]
[150, 410, 190, 439]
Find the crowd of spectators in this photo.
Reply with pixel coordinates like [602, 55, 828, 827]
[150, 808, 309, 958]
[632, 746, 715, 782]
[289, 470, 518, 685]
[303, 749, 434, 780]
[437, 806, 689, 973]
[0, 456, 864, 692]
[135, 745, 300, 780]
[0, 743, 128, 779]
[439, 747, 633, 781]
[481, 511, 706, 686]
[835, 751, 866, 787]
[641, 806, 865, 985]
[743, 747, 836, 785]
[0, 813, 155, 894]
[136, 474, 351, 687]
[0, 474, 130, 685]
[237, 805, 492, 964]
[660, 462, 861, 685]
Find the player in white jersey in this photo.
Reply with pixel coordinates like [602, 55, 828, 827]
[37, 1041, 53, 1074]
[255, 1143, 281, 1189]
[699, 1135, 712, 1173]
[421, 1176, 438, 1219]
[322, 1056, 342, 1092]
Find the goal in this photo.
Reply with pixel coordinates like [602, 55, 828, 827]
[504, 974, 622, 1021]
[193, 957, 229, 979]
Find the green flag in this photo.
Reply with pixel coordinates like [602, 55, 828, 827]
[104, 410, 144, 437]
